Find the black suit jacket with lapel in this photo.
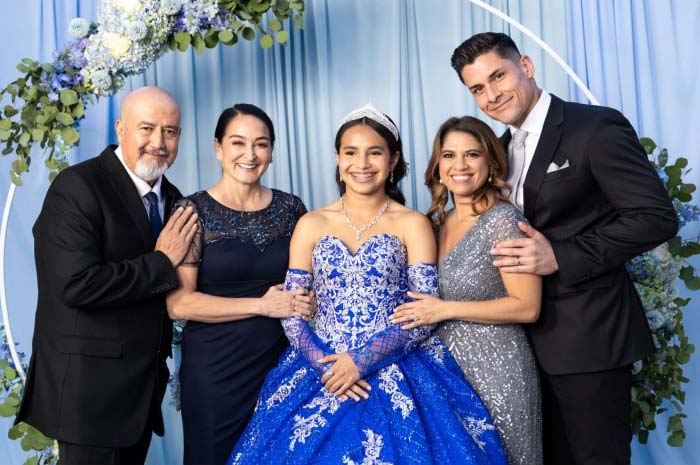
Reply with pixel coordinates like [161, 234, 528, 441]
[16, 145, 181, 447]
[500, 95, 678, 375]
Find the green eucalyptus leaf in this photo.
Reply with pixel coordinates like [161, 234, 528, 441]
[72, 100, 85, 119]
[8, 423, 23, 440]
[218, 30, 234, 43]
[269, 18, 282, 31]
[175, 31, 191, 45]
[276, 30, 288, 44]
[676, 157, 688, 169]
[16, 63, 29, 73]
[242, 27, 256, 41]
[23, 457, 40, 465]
[0, 119, 10, 130]
[18, 132, 31, 146]
[45, 157, 57, 170]
[667, 430, 685, 447]
[640, 137, 656, 154]
[238, 10, 252, 20]
[56, 112, 75, 126]
[637, 429, 649, 444]
[0, 130, 11, 141]
[193, 33, 206, 54]
[2, 146, 13, 155]
[260, 34, 273, 48]
[4, 105, 18, 118]
[292, 14, 303, 29]
[61, 127, 80, 146]
[41, 63, 54, 72]
[5, 394, 20, 407]
[59, 89, 79, 106]
[0, 403, 16, 417]
[49, 171, 58, 183]
[684, 276, 700, 290]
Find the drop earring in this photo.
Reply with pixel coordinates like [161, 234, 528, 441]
[390, 170, 394, 183]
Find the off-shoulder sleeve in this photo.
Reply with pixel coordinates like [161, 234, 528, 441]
[281, 269, 333, 374]
[349, 262, 437, 377]
[173, 198, 202, 266]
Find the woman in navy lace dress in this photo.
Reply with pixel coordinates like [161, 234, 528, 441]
[227, 104, 507, 464]
[166, 104, 314, 465]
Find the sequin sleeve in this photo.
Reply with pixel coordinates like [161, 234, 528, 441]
[173, 197, 202, 266]
[349, 262, 437, 377]
[489, 203, 528, 250]
[281, 269, 334, 374]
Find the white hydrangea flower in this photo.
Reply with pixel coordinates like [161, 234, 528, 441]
[69, 18, 90, 38]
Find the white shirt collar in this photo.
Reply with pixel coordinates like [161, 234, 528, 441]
[114, 146, 162, 200]
[509, 90, 551, 137]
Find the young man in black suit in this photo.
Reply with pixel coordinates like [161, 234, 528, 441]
[452, 33, 678, 464]
[16, 86, 198, 465]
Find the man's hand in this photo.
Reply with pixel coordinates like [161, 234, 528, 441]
[491, 221, 558, 275]
[156, 206, 198, 267]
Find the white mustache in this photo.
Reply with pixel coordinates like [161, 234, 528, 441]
[140, 149, 168, 157]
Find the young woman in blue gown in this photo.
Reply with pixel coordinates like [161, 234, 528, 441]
[227, 104, 507, 465]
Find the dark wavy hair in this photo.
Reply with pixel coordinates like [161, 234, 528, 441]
[334, 116, 407, 205]
[451, 32, 521, 83]
[425, 116, 509, 226]
[214, 103, 275, 146]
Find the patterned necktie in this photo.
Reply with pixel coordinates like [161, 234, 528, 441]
[508, 129, 528, 210]
[144, 192, 163, 238]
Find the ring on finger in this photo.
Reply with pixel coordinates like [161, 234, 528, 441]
[412, 311, 419, 322]
[515, 256, 520, 266]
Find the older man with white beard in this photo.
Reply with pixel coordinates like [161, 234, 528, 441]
[16, 86, 198, 465]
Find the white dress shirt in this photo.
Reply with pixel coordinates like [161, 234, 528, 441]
[508, 91, 552, 211]
[114, 146, 164, 219]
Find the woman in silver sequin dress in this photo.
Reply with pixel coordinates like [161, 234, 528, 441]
[391, 116, 543, 465]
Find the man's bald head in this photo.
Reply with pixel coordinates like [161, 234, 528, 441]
[115, 86, 182, 184]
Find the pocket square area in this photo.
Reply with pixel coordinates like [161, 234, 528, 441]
[546, 159, 570, 173]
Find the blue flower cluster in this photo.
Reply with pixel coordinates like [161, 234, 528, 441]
[626, 244, 683, 338]
[39, 39, 89, 102]
[177, 0, 222, 34]
[677, 202, 700, 229]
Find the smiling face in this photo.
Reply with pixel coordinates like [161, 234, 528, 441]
[438, 130, 490, 202]
[335, 124, 398, 197]
[214, 114, 273, 185]
[115, 87, 181, 183]
[459, 50, 540, 128]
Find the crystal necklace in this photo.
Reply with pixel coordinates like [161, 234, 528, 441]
[340, 196, 391, 241]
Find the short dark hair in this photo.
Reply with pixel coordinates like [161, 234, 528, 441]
[214, 103, 276, 147]
[334, 116, 408, 205]
[451, 32, 521, 82]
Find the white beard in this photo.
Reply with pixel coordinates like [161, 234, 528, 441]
[134, 157, 168, 182]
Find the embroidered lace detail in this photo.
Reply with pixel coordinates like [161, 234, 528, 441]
[280, 235, 439, 378]
[420, 335, 445, 365]
[289, 390, 343, 451]
[266, 367, 308, 409]
[342, 430, 393, 465]
[177, 189, 306, 264]
[460, 416, 497, 452]
[377, 364, 414, 419]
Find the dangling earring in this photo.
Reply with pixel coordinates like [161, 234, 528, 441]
[488, 172, 493, 183]
[390, 170, 394, 183]
[438, 178, 443, 184]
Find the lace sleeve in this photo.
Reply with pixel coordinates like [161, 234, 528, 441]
[349, 262, 437, 377]
[173, 198, 202, 266]
[281, 269, 334, 374]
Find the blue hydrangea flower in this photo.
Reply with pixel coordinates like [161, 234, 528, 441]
[69, 18, 90, 39]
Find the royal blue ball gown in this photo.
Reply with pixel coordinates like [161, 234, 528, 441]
[227, 233, 507, 465]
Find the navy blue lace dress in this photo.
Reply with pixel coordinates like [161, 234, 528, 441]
[178, 189, 306, 465]
[227, 234, 507, 465]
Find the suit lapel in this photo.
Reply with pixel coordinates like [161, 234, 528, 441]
[99, 146, 155, 248]
[160, 176, 179, 222]
[523, 95, 565, 220]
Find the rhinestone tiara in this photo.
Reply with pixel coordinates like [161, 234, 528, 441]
[337, 103, 399, 141]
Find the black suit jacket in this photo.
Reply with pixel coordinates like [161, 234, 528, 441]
[16, 145, 181, 447]
[501, 95, 678, 375]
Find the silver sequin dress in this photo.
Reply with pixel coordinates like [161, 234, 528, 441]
[436, 201, 543, 465]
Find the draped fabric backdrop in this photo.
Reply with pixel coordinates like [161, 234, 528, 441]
[1, 1, 698, 464]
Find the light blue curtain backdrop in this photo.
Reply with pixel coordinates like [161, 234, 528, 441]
[1, 1, 698, 464]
